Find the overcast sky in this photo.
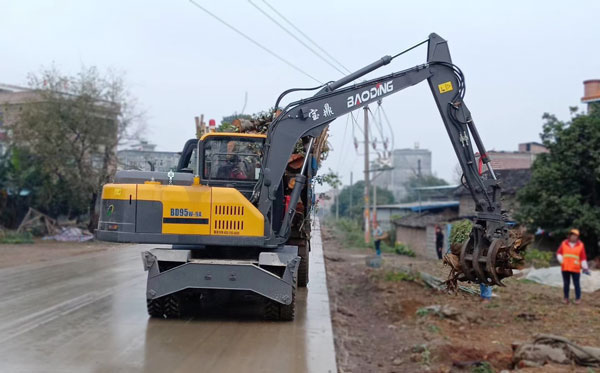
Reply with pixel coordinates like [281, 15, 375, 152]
[2, 1, 598, 189]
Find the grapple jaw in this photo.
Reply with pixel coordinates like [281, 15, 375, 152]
[455, 220, 526, 287]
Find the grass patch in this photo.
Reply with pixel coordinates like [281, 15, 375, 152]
[383, 270, 416, 282]
[0, 231, 34, 244]
[421, 346, 432, 366]
[427, 324, 440, 334]
[519, 278, 539, 285]
[416, 307, 431, 317]
[471, 362, 493, 373]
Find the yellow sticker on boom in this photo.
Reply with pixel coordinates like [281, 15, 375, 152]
[438, 81, 454, 94]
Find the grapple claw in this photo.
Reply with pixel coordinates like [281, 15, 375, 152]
[459, 229, 507, 286]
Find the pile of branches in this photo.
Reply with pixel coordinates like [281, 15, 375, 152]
[229, 110, 330, 163]
[224, 110, 331, 237]
[443, 226, 532, 291]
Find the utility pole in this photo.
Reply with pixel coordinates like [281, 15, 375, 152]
[363, 105, 371, 243]
[349, 172, 353, 213]
[372, 185, 377, 226]
[335, 187, 339, 220]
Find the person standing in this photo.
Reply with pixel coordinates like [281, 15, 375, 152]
[557, 229, 590, 305]
[479, 284, 493, 303]
[435, 225, 445, 260]
[373, 222, 384, 257]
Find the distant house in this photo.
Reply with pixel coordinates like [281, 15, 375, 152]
[375, 200, 459, 230]
[0, 82, 120, 166]
[392, 207, 458, 259]
[454, 168, 532, 219]
[475, 142, 548, 171]
[117, 148, 180, 172]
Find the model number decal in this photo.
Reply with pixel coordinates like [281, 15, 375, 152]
[170, 208, 202, 217]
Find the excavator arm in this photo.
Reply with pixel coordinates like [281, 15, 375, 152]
[259, 33, 509, 285]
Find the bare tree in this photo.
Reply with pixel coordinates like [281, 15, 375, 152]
[7, 65, 145, 226]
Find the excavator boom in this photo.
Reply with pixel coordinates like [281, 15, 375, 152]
[259, 33, 508, 285]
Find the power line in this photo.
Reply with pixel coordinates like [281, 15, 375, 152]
[379, 104, 396, 153]
[248, 0, 347, 76]
[336, 114, 351, 170]
[260, 0, 352, 74]
[188, 0, 322, 84]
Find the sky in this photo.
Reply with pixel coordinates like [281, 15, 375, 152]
[1, 0, 598, 191]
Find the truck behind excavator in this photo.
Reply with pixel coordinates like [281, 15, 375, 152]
[96, 33, 514, 320]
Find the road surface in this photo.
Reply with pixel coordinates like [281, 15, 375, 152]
[0, 224, 336, 373]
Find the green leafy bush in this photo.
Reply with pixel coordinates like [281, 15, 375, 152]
[450, 219, 473, 245]
[395, 242, 416, 257]
[523, 247, 553, 268]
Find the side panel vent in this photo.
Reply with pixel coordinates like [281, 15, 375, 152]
[214, 204, 245, 216]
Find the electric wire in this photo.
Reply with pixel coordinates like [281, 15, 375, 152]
[378, 102, 395, 152]
[367, 106, 385, 141]
[248, 0, 347, 76]
[336, 114, 351, 170]
[188, 0, 322, 84]
[350, 110, 364, 136]
[260, 0, 352, 74]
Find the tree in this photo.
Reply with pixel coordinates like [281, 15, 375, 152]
[332, 181, 395, 220]
[401, 174, 449, 203]
[2, 66, 144, 227]
[516, 105, 600, 257]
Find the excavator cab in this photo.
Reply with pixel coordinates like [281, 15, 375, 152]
[177, 133, 266, 200]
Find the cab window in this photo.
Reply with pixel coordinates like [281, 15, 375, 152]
[203, 137, 264, 181]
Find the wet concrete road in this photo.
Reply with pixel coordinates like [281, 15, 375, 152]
[0, 224, 336, 373]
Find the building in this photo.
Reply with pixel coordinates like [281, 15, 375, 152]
[0, 84, 37, 155]
[375, 200, 459, 230]
[117, 147, 180, 172]
[316, 189, 338, 218]
[371, 147, 432, 201]
[582, 79, 600, 113]
[392, 207, 458, 259]
[455, 168, 532, 219]
[476, 142, 548, 171]
[0, 82, 120, 163]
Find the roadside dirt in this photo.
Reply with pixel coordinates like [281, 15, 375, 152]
[0, 239, 124, 269]
[322, 223, 600, 373]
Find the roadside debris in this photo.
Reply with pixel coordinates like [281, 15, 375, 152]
[513, 334, 600, 368]
[390, 263, 483, 296]
[43, 227, 94, 242]
[417, 304, 482, 324]
[17, 208, 60, 236]
[16, 207, 93, 242]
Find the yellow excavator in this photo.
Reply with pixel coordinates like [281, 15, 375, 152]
[97, 33, 511, 320]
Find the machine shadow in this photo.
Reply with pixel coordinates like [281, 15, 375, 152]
[140, 288, 309, 372]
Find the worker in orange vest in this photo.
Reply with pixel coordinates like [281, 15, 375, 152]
[556, 229, 590, 305]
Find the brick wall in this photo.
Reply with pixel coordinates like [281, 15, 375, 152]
[395, 226, 427, 257]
